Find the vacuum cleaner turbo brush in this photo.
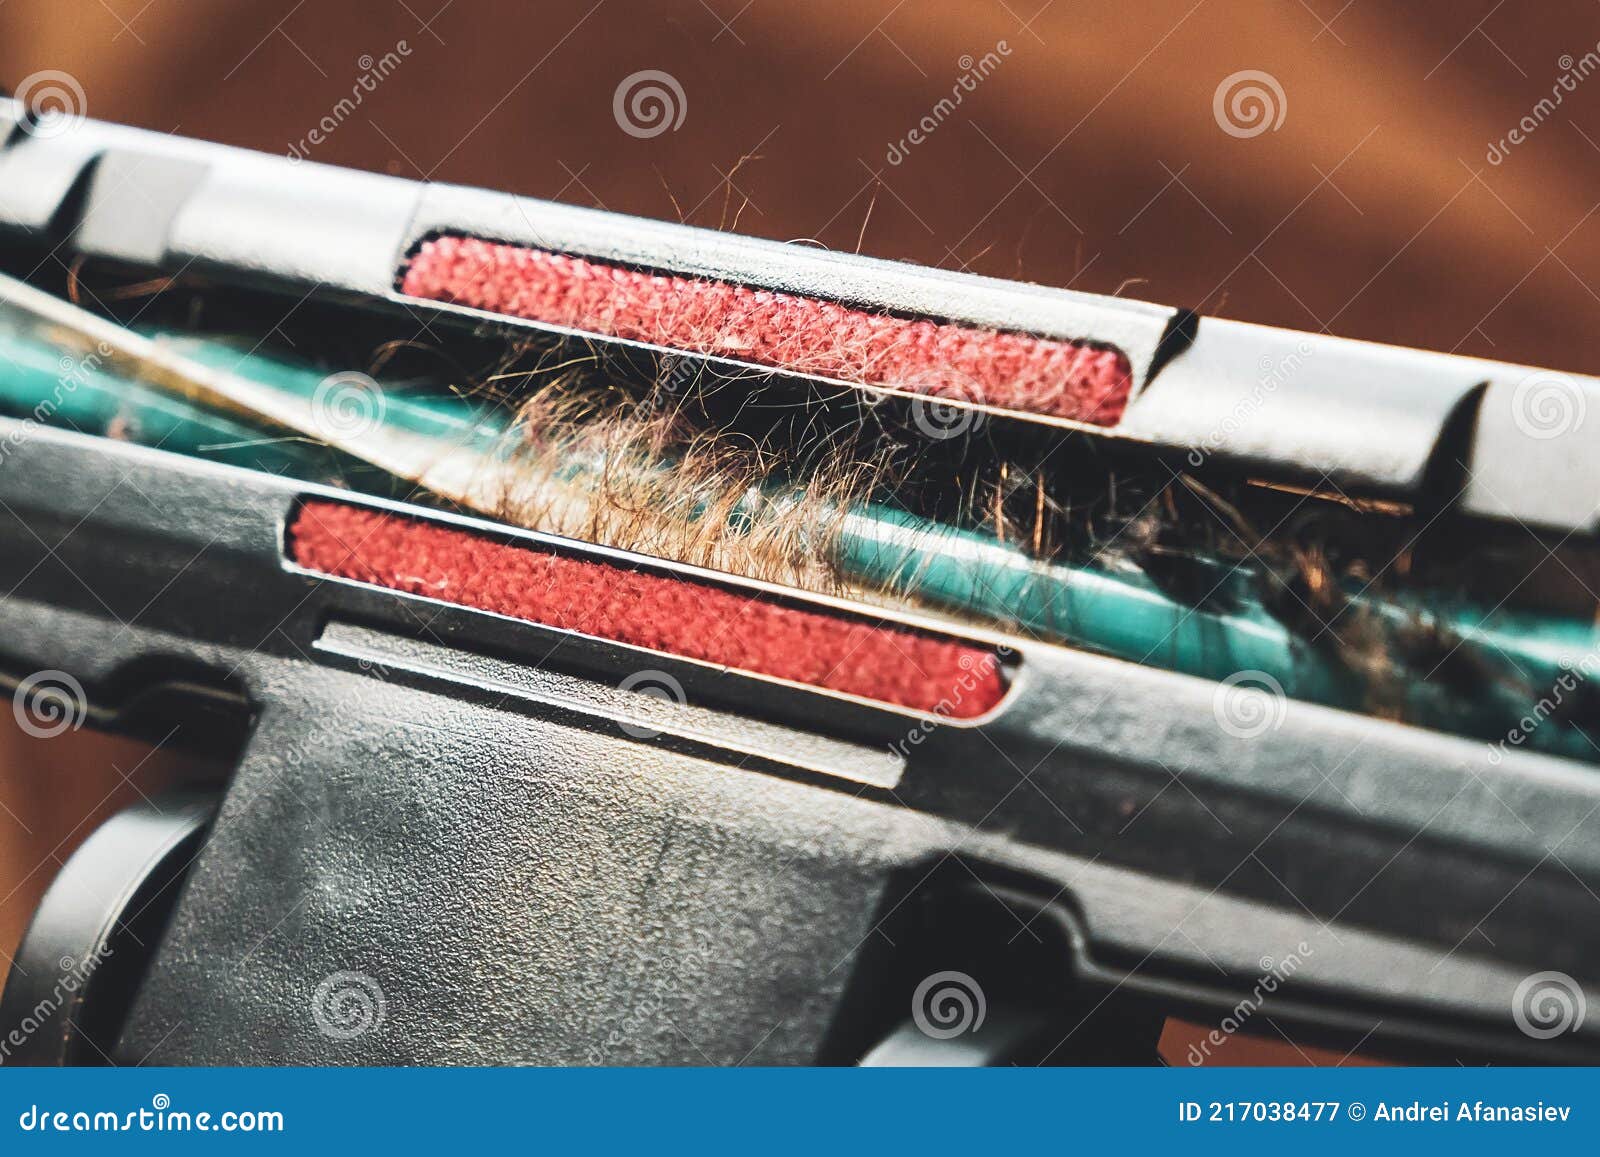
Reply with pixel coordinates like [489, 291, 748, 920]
[1, 100, 1599, 1067]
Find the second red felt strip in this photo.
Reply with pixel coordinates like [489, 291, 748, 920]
[289, 499, 1007, 719]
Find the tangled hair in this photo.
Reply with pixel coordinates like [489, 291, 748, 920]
[451, 348, 1421, 712]
[470, 361, 884, 597]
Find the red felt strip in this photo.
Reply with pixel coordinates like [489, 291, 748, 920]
[400, 235, 1133, 426]
[289, 500, 1007, 719]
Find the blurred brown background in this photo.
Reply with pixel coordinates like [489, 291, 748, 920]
[2, 0, 1598, 374]
[0, 0, 1596, 1051]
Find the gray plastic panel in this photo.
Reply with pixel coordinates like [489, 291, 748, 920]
[0, 97, 421, 295]
[0, 421, 1596, 1061]
[0, 111, 103, 231]
[74, 149, 213, 267]
[1122, 319, 1485, 490]
[0, 422, 1593, 1056]
[1462, 372, 1600, 532]
[6, 99, 1600, 532]
[164, 156, 420, 295]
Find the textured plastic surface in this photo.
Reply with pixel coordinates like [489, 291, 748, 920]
[0, 420, 1594, 1062]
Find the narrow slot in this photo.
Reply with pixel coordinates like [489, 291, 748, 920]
[287, 498, 1011, 721]
[399, 235, 1135, 426]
